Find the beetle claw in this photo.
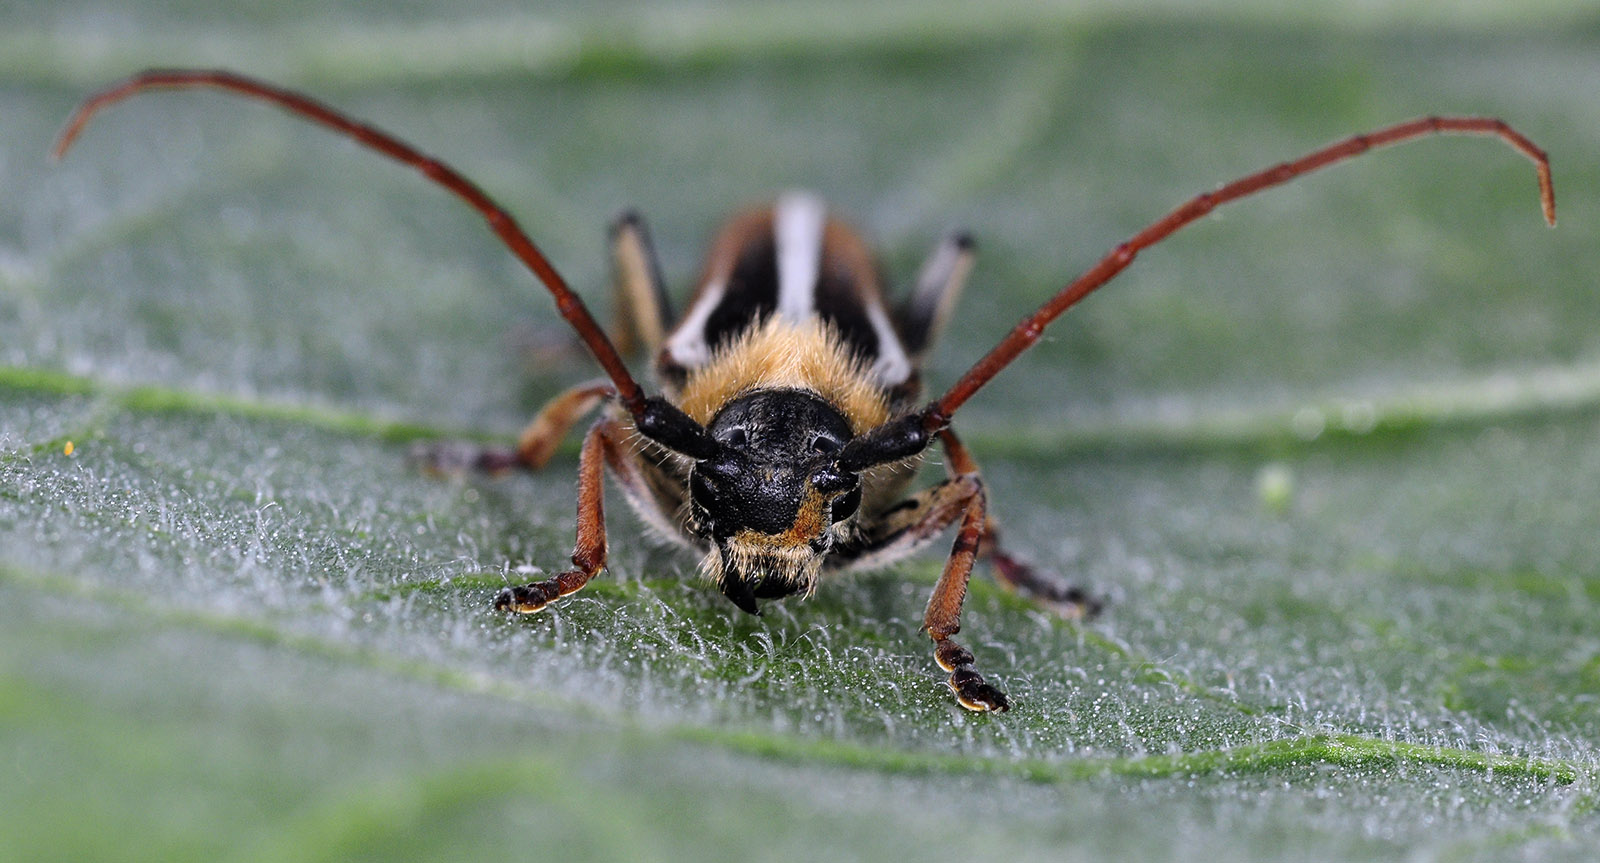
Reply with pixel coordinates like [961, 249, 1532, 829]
[494, 569, 588, 614]
[494, 583, 553, 614]
[949, 667, 1010, 712]
[934, 637, 1010, 712]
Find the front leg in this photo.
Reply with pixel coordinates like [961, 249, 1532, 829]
[922, 475, 1011, 713]
[838, 432, 1009, 711]
[494, 416, 626, 613]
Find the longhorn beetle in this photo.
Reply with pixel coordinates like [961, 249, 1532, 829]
[55, 69, 1556, 712]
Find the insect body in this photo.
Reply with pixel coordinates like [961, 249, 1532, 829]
[564, 195, 974, 611]
[55, 69, 1557, 713]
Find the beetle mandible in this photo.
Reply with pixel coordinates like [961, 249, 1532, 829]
[55, 69, 1556, 711]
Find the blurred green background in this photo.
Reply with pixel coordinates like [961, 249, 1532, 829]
[3, 1, 1599, 860]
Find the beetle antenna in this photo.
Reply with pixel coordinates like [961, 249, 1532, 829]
[52, 68, 681, 432]
[920, 116, 1557, 432]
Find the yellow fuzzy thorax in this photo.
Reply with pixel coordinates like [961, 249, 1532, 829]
[675, 317, 890, 433]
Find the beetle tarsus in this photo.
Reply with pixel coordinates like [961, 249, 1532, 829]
[936, 637, 1009, 712]
[495, 568, 592, 613]
[949, 668, 1010, 713]
[494, 579, 559, 613]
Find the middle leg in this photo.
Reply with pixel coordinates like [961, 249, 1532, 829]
[493, 416, 634, 613]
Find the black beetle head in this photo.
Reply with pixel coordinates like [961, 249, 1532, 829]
[688, 389, 863, 614]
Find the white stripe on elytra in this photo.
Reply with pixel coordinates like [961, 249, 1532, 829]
[774, 192, 826, 325]
[664, 278, 726, 368]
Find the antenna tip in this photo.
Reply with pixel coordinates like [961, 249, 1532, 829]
[51, 114, 88, 162]
[1537, 166, 1557, 227]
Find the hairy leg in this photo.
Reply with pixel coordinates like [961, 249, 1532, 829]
[917, 430, 1008, 712]
[493, 417, 634, 613]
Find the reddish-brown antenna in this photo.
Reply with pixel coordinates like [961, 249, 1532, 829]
[922, 116, 1557, 430]
[53, 68, 652, 417]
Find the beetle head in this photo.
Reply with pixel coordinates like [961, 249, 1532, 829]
[688, 389, 863, 614]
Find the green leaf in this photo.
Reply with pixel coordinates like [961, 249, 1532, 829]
[4, 3, 1599, 860]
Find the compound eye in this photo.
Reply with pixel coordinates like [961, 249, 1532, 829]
[811, 434, 841, 455]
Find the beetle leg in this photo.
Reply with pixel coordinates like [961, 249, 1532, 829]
[984, 527, 1102, 619]
[608, 210, 672, 357]
[504, 380, 616, 471]
[922, 473, 1011, 713]
[859, 428, 1003, 711]
[494, 417, 632, 613]
[831, 455, 1006, 709]
[832, 475, 981, 570]
[413, 379, 614, 474]
[922, 429, 1101, 711]
[839, 428, 1096, 709]
[934, 431, 1100, 619]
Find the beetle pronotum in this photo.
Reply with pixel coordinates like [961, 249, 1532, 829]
[56, 69, 1556, 712]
